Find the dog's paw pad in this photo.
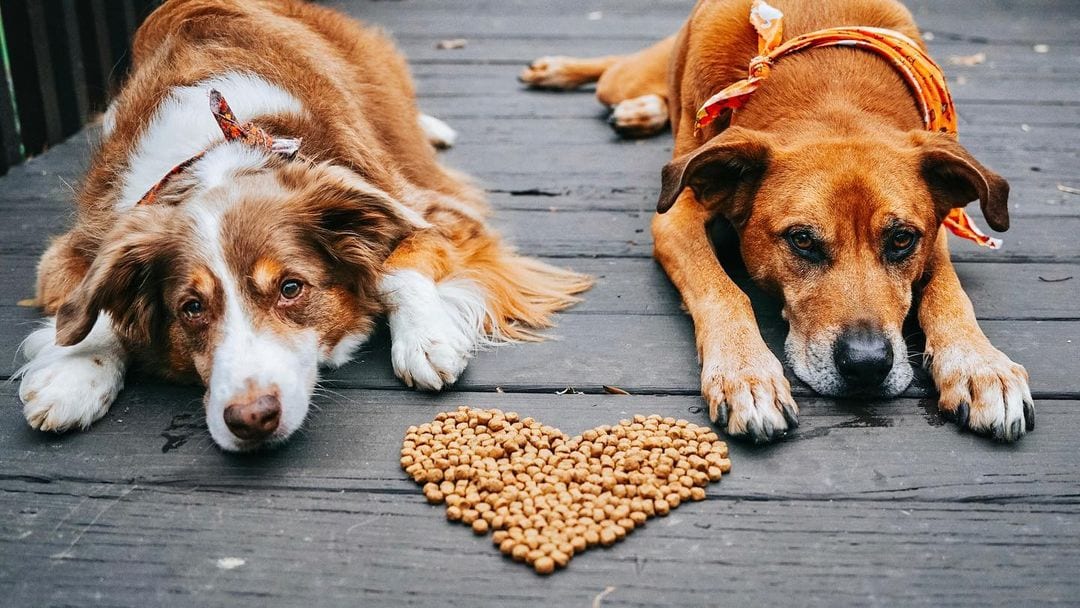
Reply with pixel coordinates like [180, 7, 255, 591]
[609, 94, 669, 137]
[933, 346, 1033, 441]
[19, 356, 124, 432]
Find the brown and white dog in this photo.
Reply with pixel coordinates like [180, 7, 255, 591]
[521, 0, 1033, 442]
[17, 0, 589, 451]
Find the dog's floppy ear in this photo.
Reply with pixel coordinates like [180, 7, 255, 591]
[55, 207, 175, 347]
[657, 127, 771, 221]
[292, 164, 427, 291]
[916, 132, 1010, 232]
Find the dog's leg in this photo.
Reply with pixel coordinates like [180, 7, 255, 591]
[595, 36, 676, 138]
[919, 229, 1033, 440]
[522, 36, 676, 138]
[380, 222, 590, 391]
[653, 195, 798, 443]
[379, 231, 490, 391]
[17, 314, 128, 432]
[519, 55, 620, 90]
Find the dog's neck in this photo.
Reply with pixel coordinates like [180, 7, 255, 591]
[719, 48, 926, 143]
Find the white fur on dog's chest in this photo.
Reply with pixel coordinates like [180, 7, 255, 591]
[115, 71, 303, 211]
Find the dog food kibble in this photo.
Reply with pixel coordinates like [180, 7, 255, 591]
[401, 407, 731, 575]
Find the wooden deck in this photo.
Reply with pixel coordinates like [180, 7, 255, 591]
[1, 0, 1078, 605]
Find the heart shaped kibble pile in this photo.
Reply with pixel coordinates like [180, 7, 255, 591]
[400, 406, 731, 574]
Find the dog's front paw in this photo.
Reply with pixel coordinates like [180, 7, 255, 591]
[608, 94, 669, 137]
[701, 349, 799, 443]
[390, 322, 473, 391]
[382, 271, 489, 392]
[930, 344, 1033, 441]
[19, 354, 125, 432]
[518, 56, 589, 90]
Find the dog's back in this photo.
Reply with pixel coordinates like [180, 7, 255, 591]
[670, 0, 924, 146]
[89, 0, 469, 219]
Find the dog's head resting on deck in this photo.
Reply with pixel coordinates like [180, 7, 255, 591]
[657, 125, 1009, 397]
[53, 149, 419, 451]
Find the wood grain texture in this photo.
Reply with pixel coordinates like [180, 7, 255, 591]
[1, 0, 1077, 606]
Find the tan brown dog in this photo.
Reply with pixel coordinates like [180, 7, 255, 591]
[521, 0, 1033, 442]
[17, 0, 589, 451]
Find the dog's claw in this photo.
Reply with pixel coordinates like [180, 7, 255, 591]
[955, 402, 970, 430]
[714, 403, 729, 426]
[1024, 401, 1035, 431]
[781, 402, 799, 428]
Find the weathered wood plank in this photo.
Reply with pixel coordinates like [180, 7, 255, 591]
[4, 480, 1075, 607]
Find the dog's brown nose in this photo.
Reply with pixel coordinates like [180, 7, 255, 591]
[224, 394, 281, 441]
[834, 326, 893, 391]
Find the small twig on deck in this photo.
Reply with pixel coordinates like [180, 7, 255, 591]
[592, 586, 616, 608]
[435, 38, 467, 50]
[1056, 183, 1080, 196]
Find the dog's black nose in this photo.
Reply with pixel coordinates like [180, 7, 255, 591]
[833, 327, 893, 390]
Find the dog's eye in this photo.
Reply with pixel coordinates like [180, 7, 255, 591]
[181, 299, 204, 320]
[789, 230, 815, 251]
[785, 229, 824, 262]
[885, 229, 919, 261]
[279, 279, 304, 301]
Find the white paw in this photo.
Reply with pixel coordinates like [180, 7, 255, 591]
[701, 346, 798, 443]
[518, 56, 590, 90]
[418, 113, 457, 150]
[381, 271, 490, 391]
[20, 355, 124, 432]
[609, 94, 669, 136]
[391, 325, 471, 391]
[930, 344, 1033, 441]
[17, 315, 127, 432]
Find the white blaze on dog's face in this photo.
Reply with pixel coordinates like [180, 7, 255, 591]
[54, 145, 418, 450]
[658, 128, 1010, 398]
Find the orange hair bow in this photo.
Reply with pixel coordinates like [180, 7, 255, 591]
[136, 89, 301, 206]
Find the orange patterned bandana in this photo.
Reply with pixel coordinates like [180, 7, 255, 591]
[135, 89, 302, 206]
[695, 0, 1001, 249]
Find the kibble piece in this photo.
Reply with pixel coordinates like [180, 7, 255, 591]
[472, 518, 489, 535]
[534, 556, 556, 575]
[511, 543, 529, 562]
